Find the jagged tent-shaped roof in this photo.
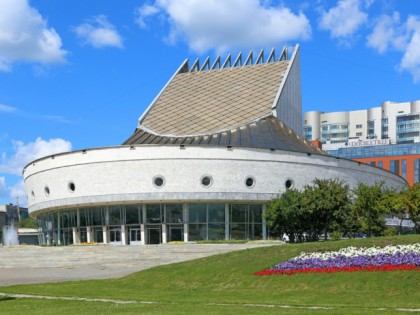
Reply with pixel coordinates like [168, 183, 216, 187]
[123, 45, 323, 154]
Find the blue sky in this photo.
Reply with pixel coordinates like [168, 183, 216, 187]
[0, 0, 419, 206]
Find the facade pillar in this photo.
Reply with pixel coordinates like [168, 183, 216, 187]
[72, 227, 80, 244]
[262, 204, 267, 240]
[183, 203, 188, 243]
[140, 224, 145, 245]
[57, 212, 61, 245]
[225, 203, 230, 240]
[162, 224, 167, 243]
[102, 226, 109, 244]
[121, 225, 127, 245]
[87, 227, 94, 243]
[141, 205, 146, 245]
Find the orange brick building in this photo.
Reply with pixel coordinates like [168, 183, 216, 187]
[326, 143, 420, 186]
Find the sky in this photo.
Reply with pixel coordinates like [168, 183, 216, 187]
[0, 0, 419, 206]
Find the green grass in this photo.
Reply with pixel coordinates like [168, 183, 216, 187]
[1, 235, 420, 314]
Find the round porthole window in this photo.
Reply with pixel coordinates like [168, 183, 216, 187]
[68, 182, 76, 192]
[245, 177, 255, 188]
[285, 179, 294, 189]
[153, 176, 165, 188]
[44, 186, 50, 196]
[201, 175, 213, 187]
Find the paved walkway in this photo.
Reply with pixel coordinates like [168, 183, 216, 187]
[0, 243, 280, 286]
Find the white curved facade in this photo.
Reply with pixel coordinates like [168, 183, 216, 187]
[25, 146, 406, 213]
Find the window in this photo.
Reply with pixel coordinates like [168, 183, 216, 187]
[245, 177, 255, 188]
[201, 175, 213, 187]
[356, 124, 363, 129]
[356, 132, 363, 137]
[44, 186, 50, 196]
[402, 160, 407, 180]
[153, 176, 165, 188]
[285, 179, 294, 189]
[390, 160, 400, 176]
[68, 182, 76, 192]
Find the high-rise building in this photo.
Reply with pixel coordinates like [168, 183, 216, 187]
[304, 100, 420, 150]
[304, 101, 420, 186]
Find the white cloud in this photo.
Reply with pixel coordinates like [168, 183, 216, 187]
[74, 15, 123, 48]
[319, 0, 368, 39]
[135, 0, 311, 53]
[367, 13, 420, 83]
[0, 104, 16, 112]
[0, 137, 72, 176]
[400, 16, 420, 82]
[0, 0, 67, 71]
[0, 176, 6, 197]
[135, 5, 161, 29]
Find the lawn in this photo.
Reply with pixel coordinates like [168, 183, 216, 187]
[1, 235, 419, 314]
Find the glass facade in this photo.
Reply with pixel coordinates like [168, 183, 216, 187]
[327, 142, 420, 159]
[415, 159, 420, 183]
[36, 203, 266, 245]
[396, 114, 420, 144]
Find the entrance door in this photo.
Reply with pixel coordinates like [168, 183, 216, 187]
[110, 228, 121, 245]
[130, 228, 141, 245]
[147, 227, 161, 244]
[168, 226, 183, 242]
[94, 228, 103, 243]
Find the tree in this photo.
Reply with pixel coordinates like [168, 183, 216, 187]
[351, 182, 387, 237]
[378, 188, 406, 234]
[401, 183, 420, 233]
[265, 188, 305, 243]
[302, 178, 350, 241]
[16, 217, 38, 229]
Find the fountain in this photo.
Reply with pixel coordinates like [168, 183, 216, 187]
[2, 223, 19, 246]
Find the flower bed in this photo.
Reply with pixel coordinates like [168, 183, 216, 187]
[255, 244, 420, 276]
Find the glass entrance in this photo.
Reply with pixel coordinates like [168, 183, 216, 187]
[130, 228, 141, 245]
[168, 226, 183, 242]
[94, 227, 103, 243]
[147, 227, 161, 244]
[110, 228, 121, 245]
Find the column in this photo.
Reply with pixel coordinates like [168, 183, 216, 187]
[72, 227, 80, 244]
[225, 203, 230, 240]
[102, 226, 109, 244]
[162, 204, 167, 243]
[141, 205, 146, 245]
[57, 212, 61, 245]
[87, 227, 94, 243]
[121, 225, 127, 245]
[183, 203, 189, 243]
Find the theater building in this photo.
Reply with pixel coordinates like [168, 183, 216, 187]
[23, 45, 407, 245]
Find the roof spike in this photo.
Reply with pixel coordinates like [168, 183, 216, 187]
[266, 48, 276, 64]
[255, 49, 264, 64]
[221, 54, 232, 69]
[190, 58, 200, 72]
[279, 46, 288, 61]
[233, 52, 242, 67]
[211, 55, 221, 70]
[200, 56, 211, 71]
[244, 51, 253, 66]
